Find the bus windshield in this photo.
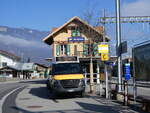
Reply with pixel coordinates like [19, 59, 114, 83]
[52, 63, 82, 75]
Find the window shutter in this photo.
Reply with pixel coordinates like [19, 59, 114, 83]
[77, 31, 80, 36]
[56, 45, 60, 56]
[67, 45, 70, 56]
[83, 44, 89, 56]
[93, 43, 98, 56]
[72, 30, 76, 37]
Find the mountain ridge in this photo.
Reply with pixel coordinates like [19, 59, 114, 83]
[0, 26, 52, 66]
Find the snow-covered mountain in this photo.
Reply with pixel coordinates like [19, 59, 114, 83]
[0, 26, 52, 66]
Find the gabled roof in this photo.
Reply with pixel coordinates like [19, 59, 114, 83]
[43, 16, 109, 45]
[0, 50, 21, 61]
[0, 66, 18, 71]
[34, 63, 48, 68]
[1, 63, 34, 71]
[0, 62, 48, 72]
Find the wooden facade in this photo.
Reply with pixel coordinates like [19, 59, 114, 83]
[43, 16, 109, 59]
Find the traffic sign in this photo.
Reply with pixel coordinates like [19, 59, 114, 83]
[101, 53, 109, 61]
[121, 41, 127, 54]
[98, 44, 109, 54]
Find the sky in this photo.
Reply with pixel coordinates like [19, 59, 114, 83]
[0, 0, 150, 57]
[1, 0, 149, 31]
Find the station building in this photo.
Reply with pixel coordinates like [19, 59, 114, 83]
[43, 16, 110, 83]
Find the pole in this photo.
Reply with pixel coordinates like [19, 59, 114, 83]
[124, 80, 128, 105]
[132, 48, 137, 102]
[90, 56, 94, 93]
[102, 9, 109, 98]
[105, 63, 109, 99]
[116, 0, 122, 92]
[97, 61, 100, 84]
[89, 38, 94, 93]
[84, 68, 87, 85]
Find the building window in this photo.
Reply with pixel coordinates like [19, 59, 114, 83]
[56, 44, 70, 56]
[72, 30, 80, 37]
[2, 62, 7, 67]
[83, 44, 90, 56]
[60, 44, 67, 55]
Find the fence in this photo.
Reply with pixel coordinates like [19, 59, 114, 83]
[84, 75, 150, 99]
[0, 75, 21, 82]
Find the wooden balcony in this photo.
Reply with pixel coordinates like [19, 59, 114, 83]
[58, 51, 100, 59]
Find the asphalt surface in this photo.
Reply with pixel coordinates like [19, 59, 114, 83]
[0, 82, 25, 100]
[2, 86, 26, 113]
[0, 79, 146, 113]
[0, 80, 40, 113]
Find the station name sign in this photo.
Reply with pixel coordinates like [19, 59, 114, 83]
[68, 37, 85, 42]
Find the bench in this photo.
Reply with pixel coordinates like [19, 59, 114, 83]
[110, 90, 150, 111]
[103, 88, 121, 99]
[118, 93, 150, 112]
[137, 95, 150, 112]
[110, 89, 117, 99]
[103, 86, 150, 111]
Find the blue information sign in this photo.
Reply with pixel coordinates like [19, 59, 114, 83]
[124, 63, 131, 81]
[68, 37, 85, 42]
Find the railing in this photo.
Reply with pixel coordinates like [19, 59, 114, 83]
[57, 51, 100, 58]
[77, 51, 99, 58]
[0, 75, 6, 82]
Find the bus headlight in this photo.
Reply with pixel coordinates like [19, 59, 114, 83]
[53, 80, 61, 88]
[79, 79, 85, 87]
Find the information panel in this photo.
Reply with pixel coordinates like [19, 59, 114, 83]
[124, 63, 131, 81]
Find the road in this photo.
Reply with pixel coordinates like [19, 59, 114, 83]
[0, 79, 143, 113]
[0, 81, 27, 113]
[0, 80, 41, 113]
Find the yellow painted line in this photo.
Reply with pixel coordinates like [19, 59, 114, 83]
[53, 74, 84, 80]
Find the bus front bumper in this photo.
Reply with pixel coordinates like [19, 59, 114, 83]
[53, 86, 85, 93]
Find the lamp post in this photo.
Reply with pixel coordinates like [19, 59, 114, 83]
[116, 0, 122, 92]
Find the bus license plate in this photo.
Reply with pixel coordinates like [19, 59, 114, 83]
[68, 89, 74, 92]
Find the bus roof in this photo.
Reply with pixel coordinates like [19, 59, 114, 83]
[52, 56, 79, 64]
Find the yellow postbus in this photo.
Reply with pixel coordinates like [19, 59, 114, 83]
[47, 57, 85, 97]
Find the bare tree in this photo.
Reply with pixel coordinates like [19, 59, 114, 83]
[79, 8, 105, 93]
